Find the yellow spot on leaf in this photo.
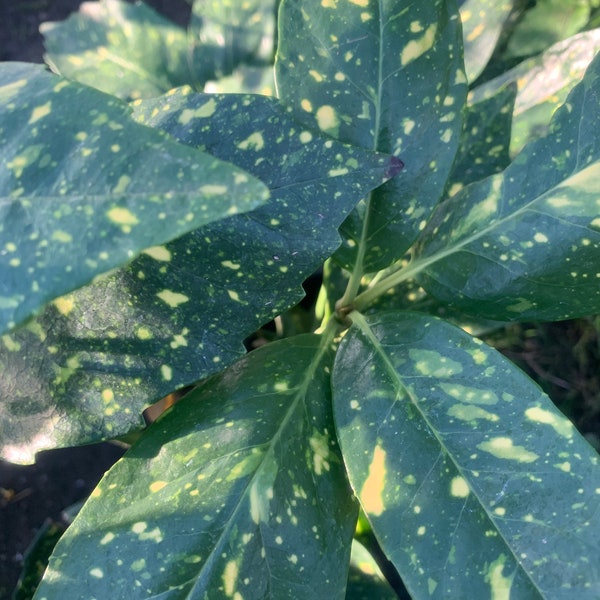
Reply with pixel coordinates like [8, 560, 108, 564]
[450, 476, 470, 498]
[149, 480, 168, 493]
[401, 24, 437, 66]
[107, 206, 138, 227]
[448, 404, 499, 422]
[525, 407, 573, 438]
[309, 69, 325, 82]
[53, 295, 75, 316]
[29, 101, 52, 124]
[51, 230, 72, 243]
[301, 99, 313, 112]
[101, 389, 114, 403]
[136, 326, 152, 340]
[200, 184, 228, 195]
[223, 560, 238, 597]
[316, 105, 339, 134]
[321, 0, 337, 7]
[477, 437, 538, 463]
[156, 289, 189, 308]
[143, 246, 172, 262]
[299, 131, 313, 143]
[485, 554, 514, 600]
[360, 445, 386, 516]
[227, 289, 242, 302]
[161, 365, 173, 381]
[238, 131, 265, 151]
[329, 167, 349, 177]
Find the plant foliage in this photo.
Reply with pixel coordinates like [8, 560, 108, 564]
[2, 0, 600, 598]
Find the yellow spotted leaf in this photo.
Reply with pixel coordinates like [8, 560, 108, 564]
[0, 90, 400, 463]
[414, 51, 600, 321]
[333, 311, 600, 598]
[0, 62, 269, 337]
[276, 0, 467, 272]
[33, 335, 358, 599]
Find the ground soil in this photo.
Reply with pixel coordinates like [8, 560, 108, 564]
[1, 2, 599, 598]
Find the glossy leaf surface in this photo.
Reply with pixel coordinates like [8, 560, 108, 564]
[0, 62, 268, 336]
[333, 311, 600, 599]
[470, 29, 600, 155]
[34, 335, 357, 600]
[188, 0, 276, 85]
[459, 0, 513, 83]
[276, 0, 467, 272]
[413, 51, 600, 322]
[446, 82, 516, 197]
[0, 90, 401, 463]
[41, 0, 192, 99]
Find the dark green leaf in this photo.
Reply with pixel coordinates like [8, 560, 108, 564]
[333, 311, 600, 599]
[446, 82, 516, 197]
[34, 335, 357, 599]
[275, 0, 467, 272]
[188, 0, 276, 85]
[470, 29, 600, 154]
[413, 51, 600, 321]
[459, 0, 514, 83]
[41, 0, 192, 100]
[0, 90, 400, 463]
[0, 63, 268, 337]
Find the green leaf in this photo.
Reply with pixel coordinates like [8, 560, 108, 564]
[506, 0, 590, 58]
[34, 334, 358, 599]
[0, 63, 268, 337]
[0, 90, 400, 463]
[41, 0, 192, 99]
[275, 0, 467, 272]
[188, 0, 276, 84]
[412, 50, 600, 322]
[459, 0, 514, 83]
[470, 29, 600, 155]
[333, 311, 600, 599]
[446, 82, 516, 197]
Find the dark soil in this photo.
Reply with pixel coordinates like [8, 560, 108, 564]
[1, 2, 599, 599]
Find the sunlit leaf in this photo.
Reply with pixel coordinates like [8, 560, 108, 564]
[333, 311, 600, 599]
[459, 0, 514, 83]
[470, 29, 600, 154]
[0, 89, 401, 463]
[188, 0, 276, 85]
[0, 62, 268, 336]
[41, 0, 192, 99]
[276, 0, 467, 272]
[34, 335, 358, 599]
[413, 51, 600, 322]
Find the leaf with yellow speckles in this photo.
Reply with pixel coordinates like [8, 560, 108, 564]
[0, 89, 400, 462]
[34, 335, 358, 599]
[445, 82, 516, 197]
[412, 51, 600, 321]
[41, 0, 276, 100]
[188, 0, 276, 85]
[276, 0, 467, 272]
[333, 311, 600, 599]
[41, 0, 192, 100]
[0, 62, 269, 338]
[459, 0, 514, 82]
[470, 29, 600, 155]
